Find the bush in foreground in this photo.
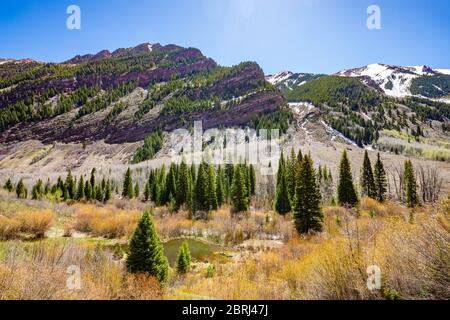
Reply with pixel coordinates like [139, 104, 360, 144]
[126, 210, 169, 284]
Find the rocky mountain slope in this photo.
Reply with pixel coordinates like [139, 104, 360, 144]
[336, 63, 450, 100]
[0, 43, 285, 144]
[1, 44, 449, 182]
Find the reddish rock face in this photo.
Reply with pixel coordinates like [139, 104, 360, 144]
[0, 43, 285, 145]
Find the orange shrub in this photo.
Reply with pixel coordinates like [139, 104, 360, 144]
[17, 210, 54, 238]
[0, 209, 53, 240]
[0, 215, 21, 240]
[71, 204, 141, 239]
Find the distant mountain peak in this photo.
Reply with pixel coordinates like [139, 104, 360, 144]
[335, 63, 449, 98]
[65, 42, 182, 65]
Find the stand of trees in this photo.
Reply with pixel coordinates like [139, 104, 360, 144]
[142, 160, 256, 216]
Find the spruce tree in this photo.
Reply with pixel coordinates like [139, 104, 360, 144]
[176, 160, 190, 209]
[207, 164, 218, 211]
[176, 241, 191, 274]
[276, 151, 286, 186]
[85, 180, 92, 200]
[286, 148, 297, 201]
[134, 182, 140, 198]
[32, 179, 44, 200]
[373, 153, 388, 202]
[274, 162, 291, 215]
[126, 210, 169, 283]
[16, 179, 27, 199]
[404, 160, 419, 207]
[95, 184, 104, 202]
[360, 150, 376, 199]
[293, 155, 323, 234]
[194, 162, 210, 213]
[164, 163, 177, 204]
[122, 168, 134, 199]
[65, 169, 75, 199]
[76, 175, 85, 200]
[216, 165, 225, 207]
[249, 164, 256, 196]
[144, 180, 151, 202]
[3, 178, 13, 192]
[337, 150, 358, 206]
[63, 187, 70, 201]
[90, 168, 96, 190]
[104, 180, 111, 202]
[231, 165, 249, 212]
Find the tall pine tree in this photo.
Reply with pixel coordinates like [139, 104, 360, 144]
[274, 159, 291, 215]
[207, 164, 218, 211]
[293, 154, 323, 234]
[76, 175, 85, 200]
[337, 150, 358, 206]
[373, 153, 388, 202]
[360, 150, 376, 199]
[404, 160, 419, 207]
[176, 160, 190, 209]
[194, 162, 210, 213]
[126, 210, 169, 283]
[122, 168, 134, 199]
[231, 165, 249, 212]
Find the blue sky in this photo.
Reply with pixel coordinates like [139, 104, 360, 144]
[0, 0, 449, 74]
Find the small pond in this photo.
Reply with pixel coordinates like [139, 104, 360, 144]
[163, 238, 228, 266]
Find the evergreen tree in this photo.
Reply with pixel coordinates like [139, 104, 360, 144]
[85, 180, 92, 200]
[293, 155, 323, 234]
[216, 165, 225, 207]
[63, 187, 70, 201]
[194, 162, 210, 213]
[32, 179, 44, 200]
[360, 150, 376, 199]
[95, 184, 104, 202]
[144, 180, 151, 202]
[134, 182, 140, 199]
[164, 163, 177, 204]
[3, 178, 13, 192]
[16, 179, 27, 199]
[286, 148, 297, 201]
[190, 163, 197, 186]
[65, 169, 75, 199]
[104, 180, 111, 202]
[126, 210, 169, 283]
[122, 168, 134, 199]
[231, 165, 249, 212]
[176, 160, 190, 209]
[373, 153, 388, 202]
[207, 164, 218, 211]
[249, 164, 256, 196]
[176, 241, 192, 274]
[274, 161, 291, 215]
[297, 149, 303, 162]
[276, 151, 286, 186]
[404, 160, 419, 207]
[90, 168, 96, 190]
[337, 150, 358, 206]
[76, 175, 85, 200]
[44, 179, 51, 194]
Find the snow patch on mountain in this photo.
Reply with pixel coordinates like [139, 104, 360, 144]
[336, 63, 449, 98]
[266, 71, 294, 85]
[336, 63, 420, 97]
[320, 120, 358, 146]
[436, 69, 450, 75]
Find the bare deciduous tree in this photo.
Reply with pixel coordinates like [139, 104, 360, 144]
[416, 163, 443, 204]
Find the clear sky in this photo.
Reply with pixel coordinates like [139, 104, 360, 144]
[0, 0, 449, 74]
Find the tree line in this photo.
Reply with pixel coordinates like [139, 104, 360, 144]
[123, 160, 256, 216]
[274, 148, 421, 234]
